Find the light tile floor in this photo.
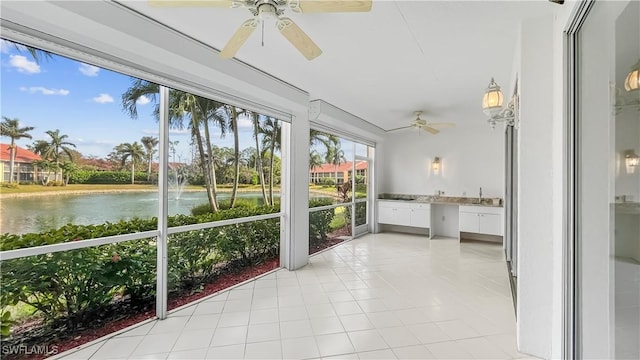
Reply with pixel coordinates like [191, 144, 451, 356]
[54, 233, 538, 360]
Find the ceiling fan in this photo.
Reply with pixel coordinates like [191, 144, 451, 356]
[148, 0, 373, 60]
[387, 111, 456, 135]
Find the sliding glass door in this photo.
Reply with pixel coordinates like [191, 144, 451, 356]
[571, 1, 639, 358]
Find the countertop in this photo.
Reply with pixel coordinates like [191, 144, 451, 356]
[378, 193, 503, 208]
[613, 202, 640, 215]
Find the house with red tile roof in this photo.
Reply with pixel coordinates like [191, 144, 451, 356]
[309, 160, 368, 184]
[0, 143, 43, 183]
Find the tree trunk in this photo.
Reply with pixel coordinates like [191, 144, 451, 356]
[193, 123, 217, 212]
[253, 118, 268, 205]
[230, 108, 240, 208]
[8, 141, 15, 183]
[202, 118, 219, 211]
[268, 130, 276, 206]
[131, 162, 135, 184]
[147, 156, 152, 181]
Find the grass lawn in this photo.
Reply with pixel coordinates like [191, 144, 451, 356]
[330, 206, 348, 230]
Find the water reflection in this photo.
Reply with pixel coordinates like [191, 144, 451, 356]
[1, 191, 271, 234]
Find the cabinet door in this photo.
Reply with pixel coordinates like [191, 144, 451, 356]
[479, 213, 502, 236]
[410, 208, 431, 228]
[378, 206, 395, 224]
[459, 212, 479, 232]
[395, 207, 412, 226]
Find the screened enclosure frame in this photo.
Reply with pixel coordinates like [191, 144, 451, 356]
[0, 25, 290, 320]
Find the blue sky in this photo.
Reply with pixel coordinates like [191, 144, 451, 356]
[0, 39, 253, 161]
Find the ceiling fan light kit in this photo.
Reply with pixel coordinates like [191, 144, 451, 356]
[386, 110, 456, 135]
[150, 0, 372, 60]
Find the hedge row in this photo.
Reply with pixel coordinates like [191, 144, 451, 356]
[0, 205, 286, 334]
[68, 170, 147, 184]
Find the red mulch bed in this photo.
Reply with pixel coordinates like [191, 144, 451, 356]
[6, 232, 350, 360]
[4, 257, 280, 360]
[310, 228, 352, 255]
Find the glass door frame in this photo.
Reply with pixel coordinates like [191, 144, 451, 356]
[564, 1, 596, 358]
[353, 154, 371, 237]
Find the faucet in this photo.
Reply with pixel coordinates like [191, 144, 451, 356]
[479, 187, 483, 203]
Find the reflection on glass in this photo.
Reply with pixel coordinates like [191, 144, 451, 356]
[612, 3, 640, 357]
[577, 1, 639, 358]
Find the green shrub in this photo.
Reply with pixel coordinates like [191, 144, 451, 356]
[0, 205, 280, 336]
[1, 182, 19, 189]
[309, 199, 334, 248]
[191, 198, 272, 216]
[355, 202, 367, 225]
[318, 178, 335, 186]
[68, 170, 147, 184]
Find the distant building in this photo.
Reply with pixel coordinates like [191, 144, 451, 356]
[0, 143, 43, 183]
[309, 161, 368, 184]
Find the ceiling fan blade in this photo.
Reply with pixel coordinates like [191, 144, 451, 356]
[386, 125, 414, 132]
[423, 126, 440, 135]
[428, 122, 456, 128]
[298, 0, 372, 13]
[220, 19, 258, 59]
[277, 18, 323, 60]
[148, 0, 234, 7]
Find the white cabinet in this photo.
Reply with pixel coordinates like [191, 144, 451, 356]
[458, 205, 503, 236]
[410, 205, 431, 228]
[459, 211, 479, 233]
[378, 205, 396, 224]
[378, 201, 430, 229]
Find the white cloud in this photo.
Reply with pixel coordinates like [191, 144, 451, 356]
[9, 54, 40, 74]
[1, 40, 26, 54]
[238, 117, 252, 128]
[20, 86, 70, 96]
[78, 63, 100, 77]
[142, 128, 190, 136]
[136, 95, 151, 105]
[93, 93, 114, 104]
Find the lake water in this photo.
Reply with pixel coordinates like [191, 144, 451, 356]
[1, 191, 335, 235]
[0, 191, 272, 235]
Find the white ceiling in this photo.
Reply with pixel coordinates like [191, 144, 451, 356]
[121, 0, 556, 131]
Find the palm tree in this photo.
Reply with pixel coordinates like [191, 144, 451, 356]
[43, 129, 76, 183]
[261, 117, 282, 206]
[33, 159, 55, 185]
[251, 113, 268, 204]
[325, 141, 346, 185]
[140, 136, 159, 181]
[116, 142, 145, 184]
[214, 104, 242, 208]
[0, 117, 34, 183]
[27, 139, 49, 155]
[122, 79, 222, 211]
[7, 40, 53, 64]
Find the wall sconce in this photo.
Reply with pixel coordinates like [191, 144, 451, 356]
[615, 60, 640, 114]
[625, 59, 640, 92]
[625, 150, 639, 173]
[432, 157, 441, 173]
[482, 78, 518, 129]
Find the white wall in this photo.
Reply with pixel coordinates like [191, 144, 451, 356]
[379, 120, 504, 199]
[516, 15, 556, 359]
